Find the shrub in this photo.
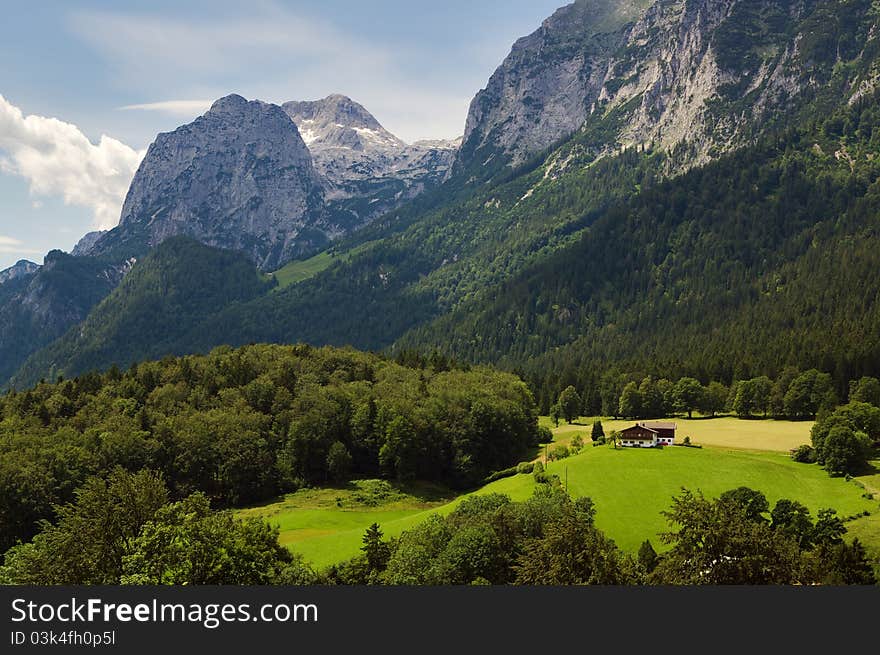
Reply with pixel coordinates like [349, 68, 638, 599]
[791, 444, 817, 463]
[549, 444, 570, 461]
[536, 426, 554, 444]
[570, 435, 584, 453]
[484, 466, 519, 483]
[683, 436, 691, 446]
[533, 472, 560, 486]
[516, 462, 535, 475]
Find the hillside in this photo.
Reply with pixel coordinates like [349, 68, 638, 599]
[0, 252, 128, 386]
[9, 238, 274, 388]
[11, 0, 880, 400]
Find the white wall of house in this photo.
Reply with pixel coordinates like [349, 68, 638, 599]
[621, 438, 657, 448]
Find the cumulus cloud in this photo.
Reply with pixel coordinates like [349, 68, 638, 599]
[0, 95, 145, 230]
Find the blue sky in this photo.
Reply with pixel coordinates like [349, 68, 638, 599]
[0, 0, 565, 270]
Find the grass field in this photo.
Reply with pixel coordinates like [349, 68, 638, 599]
[543, 415, 814, 453]
[242, 422, 879, 569]
[271, 243, 372, 290]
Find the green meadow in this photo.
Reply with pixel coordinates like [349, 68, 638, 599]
[271, 243, 372, 289]
[242, 418, 879, 569]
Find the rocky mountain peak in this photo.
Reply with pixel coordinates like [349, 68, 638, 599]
[82, 94, 331, 271]
[283, 95, 403, 152]
[456, 0, 865, 177]
[0, 259, 40, 286]
[207, 93, 251, 115]
[282, 94, 459, 220]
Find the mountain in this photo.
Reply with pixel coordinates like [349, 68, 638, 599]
[83, 94, 328, 271]
[9, 237, 274, 388]
[0, 260, 39, 286]
[457, 0, 652, 174]
[79, 94, 459, 271]
[457, 0, 875, 176]
[4, 93, 458, 384]
[71, 231, 106, 256]
[13, 0, 880, 400]
[0, 252, 129, 385]
[283, 94, 459, 225]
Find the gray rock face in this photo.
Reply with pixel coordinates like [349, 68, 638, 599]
[0, 260, 39, 286]
[80, 94, 459, 270]
[458, 0, 845, 173]
[283, 95, 459, 225]
[71, 231, 106, 257]
[87, 94, 329, 271]
[459, 0, 650, 171]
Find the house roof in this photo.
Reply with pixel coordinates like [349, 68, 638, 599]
[621, 425, 658, 438]
[640, 421, 677, 430]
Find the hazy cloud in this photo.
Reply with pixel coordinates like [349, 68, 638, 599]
[69, 3, 469, 142]
[0, 235, 40, 255]
[118, 100, 214, 118]
[0, 95, 145, 230]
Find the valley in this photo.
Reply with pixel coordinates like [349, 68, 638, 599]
[2, 0, 880, 587]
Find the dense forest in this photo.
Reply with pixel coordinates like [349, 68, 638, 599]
[400, 89, 880, 401]
[0, 344, 541, 555]
[14, 85, 880, 409]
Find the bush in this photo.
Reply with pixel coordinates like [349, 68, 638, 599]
[791, 444, 817, 463]
[570, 435, 584, 453]
[532, 461, 545, 477]
[516, 462, 535, 475]
[533, 472, 560, 485]
[484, 466, 519, 483]
[683, 436, 691, 446]
[549, 444, 570, 461]
[536, 426, 554, 444]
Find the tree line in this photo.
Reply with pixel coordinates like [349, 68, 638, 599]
[545, 370, 880, 423]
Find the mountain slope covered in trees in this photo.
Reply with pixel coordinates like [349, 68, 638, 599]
[10, 0, 880, 404]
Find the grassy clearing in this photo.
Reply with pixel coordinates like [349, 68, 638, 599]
[245, 442, 877, 569]
[271, 243, 372, 290]
[542, 415, 814, 453]
[237, 479, 455, 566]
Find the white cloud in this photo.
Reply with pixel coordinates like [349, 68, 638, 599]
[119, 100, 214, 118]
[0, 95, 145, 230]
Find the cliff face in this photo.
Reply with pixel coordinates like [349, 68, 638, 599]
[87, 94, 329, 271]
[458, 0, 876, 174]
[82, 94, 460, 269]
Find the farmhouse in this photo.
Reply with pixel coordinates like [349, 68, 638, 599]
[618, 422, 677, 448]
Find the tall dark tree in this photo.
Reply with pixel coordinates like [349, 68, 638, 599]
[361, 523, 391, 577]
